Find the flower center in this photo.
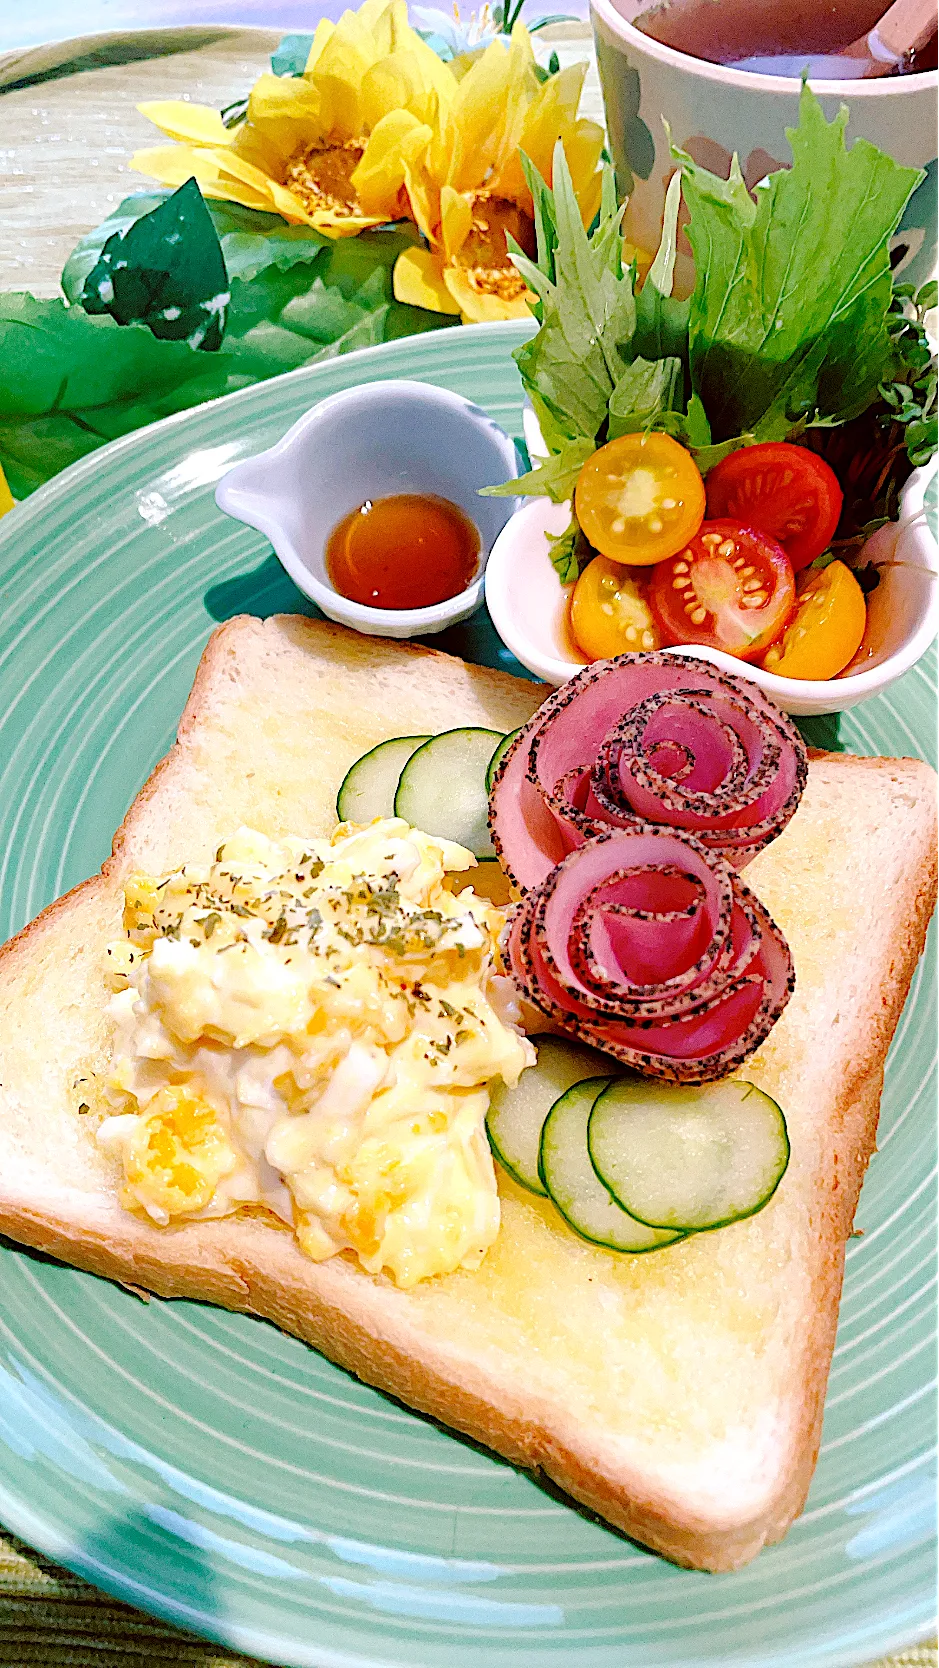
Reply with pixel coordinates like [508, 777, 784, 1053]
[456, 195, 536, 300]
[284, 141, 365, 217]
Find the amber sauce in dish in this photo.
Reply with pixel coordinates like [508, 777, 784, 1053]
[325, 493, 481, 610]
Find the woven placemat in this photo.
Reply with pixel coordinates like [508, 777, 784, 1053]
[0, 23, 935, 1668]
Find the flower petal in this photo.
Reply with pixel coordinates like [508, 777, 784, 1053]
[443, 265, 533, 323]
[130, 146, 274, 212]
[353, 110, 431, 217]
[440, 186, 473, 263]
[137, 100, 236, 147]
[558, 122, 606, 226]
[234, 74, 324, 181]
[393, 246, 462, 313]
[302, 17, 336, 74]
[209, 147, 320, 222]
[360, 43, 455, 132]
[246, 71, 322, 127]
[446, 29, 537, 195]
[495, 65, 604, 217]
[399, 119, 443, 242]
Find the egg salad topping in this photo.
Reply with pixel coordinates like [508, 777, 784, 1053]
[97, 820, 533, 1288]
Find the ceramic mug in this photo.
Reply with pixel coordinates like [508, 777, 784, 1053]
[590, 0, 938, 291]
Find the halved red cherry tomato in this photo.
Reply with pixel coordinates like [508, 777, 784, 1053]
[705, 442, 843, 571]
[649, 520, 795, 662]
[574, 432, 706, 566]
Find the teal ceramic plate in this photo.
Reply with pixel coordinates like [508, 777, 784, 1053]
[0, 322, 935, 1668]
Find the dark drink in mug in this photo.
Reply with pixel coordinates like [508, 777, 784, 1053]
[631, 0, 937, 75]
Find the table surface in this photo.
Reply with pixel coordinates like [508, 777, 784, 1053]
[0, 19, 935, 1668]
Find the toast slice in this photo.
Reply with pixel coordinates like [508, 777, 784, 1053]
[0, 615, 934, 1571]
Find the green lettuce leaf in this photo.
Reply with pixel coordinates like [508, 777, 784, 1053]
[79, 177, 229, 350]
[632, 169, 690, 366]
[680, 83, 923, 441]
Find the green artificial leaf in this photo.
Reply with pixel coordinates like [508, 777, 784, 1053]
[271, 33, 314, 75]
[2, 226, 453, 498]
[63, 192, 330, 302]
[546, 512, 593, 583]
[79, 177, 230, 351]
[679, 83, 923, 441]
[483, 436, 594, 503]
[220, 96, 249, 130]
[0, 293, 246, 497]
[607, 355, 683, 438]
[533, 49, 563, 81]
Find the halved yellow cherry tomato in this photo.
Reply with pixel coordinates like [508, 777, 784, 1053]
[574, 433, 706, 566]
[570, 556, 661, 660]
[760, 560, 866, 680]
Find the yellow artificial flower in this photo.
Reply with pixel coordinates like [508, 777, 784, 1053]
[0, 462, 14, 519]
[393, 25, 604, 323]
[131, 0, 456, 236]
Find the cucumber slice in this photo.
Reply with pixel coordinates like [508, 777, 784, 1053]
[336, 735, 429, 824]
[394, 728, 503, 859]
[486, 727, 522, 793]
[486, 1036, 615, 1195]
[589, 1079, 790, 1233]
[540, 1079, 684, 1252]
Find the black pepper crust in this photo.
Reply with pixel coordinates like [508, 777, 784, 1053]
[487, 651, 809, 887]
[566, 862, 750, 1013]
[487, 654, 802, 1080]
[503, 827, 795, 1085]
[533, 830, 739, 1018]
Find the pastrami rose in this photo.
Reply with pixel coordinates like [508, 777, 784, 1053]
[504, 828, 795, 1085]
[490, 654, 805, 1081]
[488, 652, 807, 892]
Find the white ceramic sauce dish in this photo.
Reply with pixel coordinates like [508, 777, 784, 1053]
[485, 458, 939, 718]
[216, 379, 520, 638]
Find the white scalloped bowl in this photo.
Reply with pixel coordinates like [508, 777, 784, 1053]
[486, 441, 939, 716]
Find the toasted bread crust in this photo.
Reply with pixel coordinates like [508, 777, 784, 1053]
[0, 617, 935, 1573]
